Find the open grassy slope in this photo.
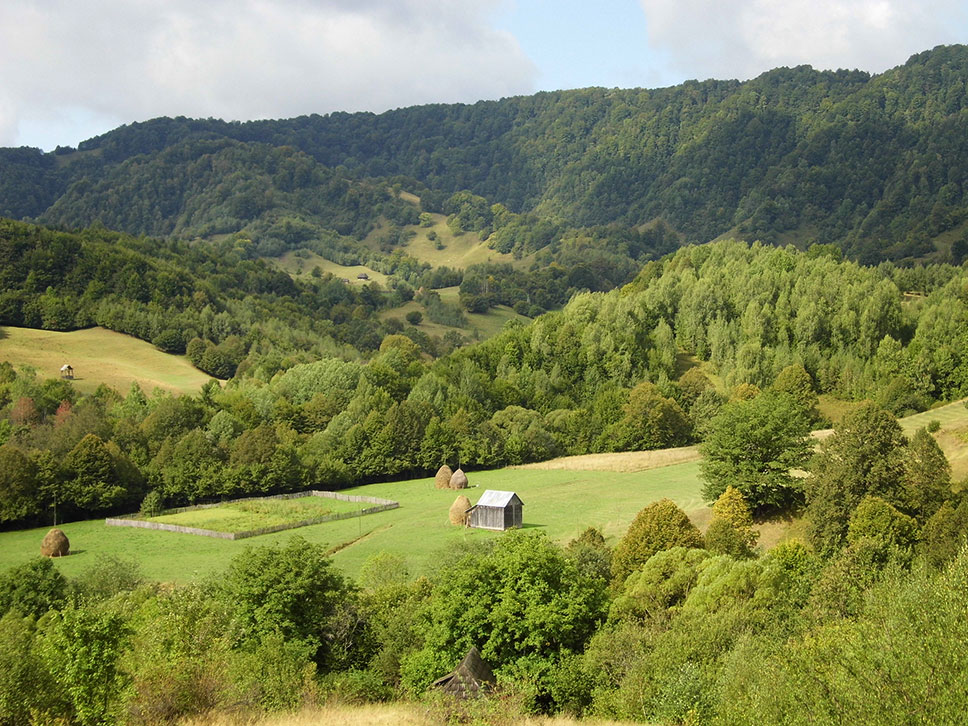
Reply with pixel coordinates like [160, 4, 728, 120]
[0, 326, 213, 395]
[379, 285, 530, 341]
[0, 462, 706, 584]
[362, 209, 527, 271]
[272, 250, 389, 286]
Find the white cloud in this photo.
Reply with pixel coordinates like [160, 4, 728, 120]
[640, 0, 967, 82]
[0, 0, 536, 148]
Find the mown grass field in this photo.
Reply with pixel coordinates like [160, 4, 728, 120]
[0, 326, 212, 395]
[145, 496, 367, 534]
[0, 461, 706, 584]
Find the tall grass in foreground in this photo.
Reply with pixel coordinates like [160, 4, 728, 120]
[179, 703, 638, 726]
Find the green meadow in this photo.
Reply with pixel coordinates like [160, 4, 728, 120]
[0, 461, 705, 584]
[0, 326, 212, 396]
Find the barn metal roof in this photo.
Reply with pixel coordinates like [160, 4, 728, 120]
[475, 490, 523, 508]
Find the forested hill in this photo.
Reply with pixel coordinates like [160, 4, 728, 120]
[3, 45, 968, 263]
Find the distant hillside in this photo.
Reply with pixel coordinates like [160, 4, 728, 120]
[3, 45, 968, 264]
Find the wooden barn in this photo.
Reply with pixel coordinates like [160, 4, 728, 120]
[467, 490, 523, 531]
[432, 647, 496, 697]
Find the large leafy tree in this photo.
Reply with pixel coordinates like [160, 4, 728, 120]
[806, 402, 907, 556]
[0, 446, 40, 522]
[699, 391, 812, 511]
[402, 531, 608, 698]
[611, 499, 704, 586]
[219, 537, 352, 668]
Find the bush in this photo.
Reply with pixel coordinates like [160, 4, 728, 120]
[0, 558, 67, 618]
[611, 499, 704, 586]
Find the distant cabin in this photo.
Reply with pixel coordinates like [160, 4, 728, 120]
[357, 272, 369, 280]
[59, 364, 74, 379]
[467, 490, 523, 531]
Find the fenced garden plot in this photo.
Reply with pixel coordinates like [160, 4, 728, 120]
[105, 491, 399, 540]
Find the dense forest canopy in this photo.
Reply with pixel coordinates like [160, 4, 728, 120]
[3, 45, 968, 265]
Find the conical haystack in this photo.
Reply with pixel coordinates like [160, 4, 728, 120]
[435, 464, 454, 489]
[449, 495, 472, 525]
[449, 468, 468, 489]
[41, 528, 70, 557]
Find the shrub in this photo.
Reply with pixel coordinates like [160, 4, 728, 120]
[611, 499, 704, 586]
[705, 486, 758, 558]
[140, 489, 164, 518]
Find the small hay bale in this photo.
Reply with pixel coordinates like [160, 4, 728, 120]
[41, 528, 70, 557]
[449, 495, 472, 526]
[435, 465, 454, 489]
[449, 468, 469, 489]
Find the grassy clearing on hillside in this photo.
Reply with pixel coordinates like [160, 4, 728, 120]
[378, 285, 530, 341]
[0, 462, 707, 583]
[0, 326, 212, 395]
[272, 251, 389, 286]
[363, 211, 526, 271]
[145, 496, 365, 534]
[180, 703, 637, 726]
[514, 446, 701, 473]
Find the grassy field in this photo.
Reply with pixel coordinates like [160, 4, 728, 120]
[145, 496, 368, 534]
[272, 251, 390, 286]
[380, 286, 530, 342]
[3, 401, 966, 586]
[0, 326, 212, 395]
[0, 461, 707, 584]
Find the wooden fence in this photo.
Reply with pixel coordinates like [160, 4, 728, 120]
[105, 490, 399, 540]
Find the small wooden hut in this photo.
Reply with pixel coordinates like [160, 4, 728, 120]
[467, 490, 523, 531]
[59, 364, 74, 379]
[357, 272, 369, 280]
[432, 646, 496, 697]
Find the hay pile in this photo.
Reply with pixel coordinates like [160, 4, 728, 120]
[41, 528, 70, 557]
[435, 465, 454, 489]
[449, 495, 471, 525]
[449, 468, 468, 489]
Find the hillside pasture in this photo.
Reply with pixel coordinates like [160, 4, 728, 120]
[363, 211, 526, 270]
[0, 326, 212, 395]
[0, 461, 707, 584]
[271, 250, 389, 286]
[380, 286, 530, 341]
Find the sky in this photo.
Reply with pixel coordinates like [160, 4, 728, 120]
[2, 0, 967, 151]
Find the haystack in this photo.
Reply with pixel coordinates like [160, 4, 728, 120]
[449, 495, 471, 525]
[435, 464, 454, 489]
[449, 468, 468, 489]
[41, 528, 70, 557]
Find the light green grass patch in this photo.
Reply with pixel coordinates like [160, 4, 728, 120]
[146, 496, 365, 533]
[0, 326, 212, 396]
